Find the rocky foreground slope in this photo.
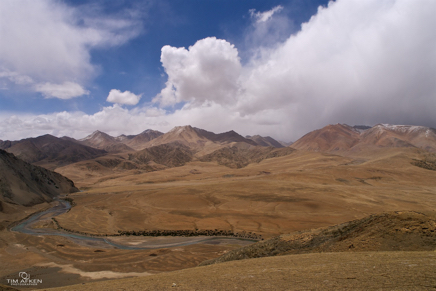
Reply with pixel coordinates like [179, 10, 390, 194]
[0, 149, 78, 209]
[200, 210, 436, 265]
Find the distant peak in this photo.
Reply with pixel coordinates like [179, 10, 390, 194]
[89, 130, 104, 136]
[169, 125, 194, 133]
[80, 130, 111, 141]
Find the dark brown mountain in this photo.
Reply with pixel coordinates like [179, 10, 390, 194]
[0, 134, 107, 169]
[194, 128, 258, 145]
[0, 149, 78, 209]
[246, 135, 284, 148]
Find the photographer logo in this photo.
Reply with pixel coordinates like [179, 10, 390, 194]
[6, 272, 42, 286]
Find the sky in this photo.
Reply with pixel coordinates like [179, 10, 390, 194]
[1, 0, 435, 142]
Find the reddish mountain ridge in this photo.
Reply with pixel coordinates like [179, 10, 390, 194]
[291, 124, 360, 152]
[292, 124, 436, 152]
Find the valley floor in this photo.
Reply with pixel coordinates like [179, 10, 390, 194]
[1, 147, 436, 289]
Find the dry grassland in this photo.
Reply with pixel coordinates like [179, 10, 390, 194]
[1, 147, 435, 289]
[57, 148, 436, 238]
[45, 251, 436, 291]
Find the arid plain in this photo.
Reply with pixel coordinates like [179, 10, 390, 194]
[1, 124, 436, 290]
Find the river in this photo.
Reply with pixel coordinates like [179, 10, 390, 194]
[11, 199, 256, 250]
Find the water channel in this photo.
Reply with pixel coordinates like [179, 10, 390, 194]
[11, 199, 256, 250]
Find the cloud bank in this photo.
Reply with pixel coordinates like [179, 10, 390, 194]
[1, 0, 436, 142]
[0, 0, 142, 99]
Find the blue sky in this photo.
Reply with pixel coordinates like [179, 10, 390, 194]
[1, 0, 436, 141]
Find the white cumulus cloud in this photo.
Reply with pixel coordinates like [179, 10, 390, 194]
[154, 37, 242, 107]
[0, 0, 142, 99]
[106, 89, 142, 105]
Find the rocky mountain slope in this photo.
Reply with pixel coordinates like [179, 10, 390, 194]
[57, 126, 295, 175]
[199, 144, 295, 168]
[246, 135, 284, 148]
[292, 123, 436, 152]
[128, 142, 193, 168]
[118, 129, 163, 150]
[0, 149, 78, 209]
[0, 134, 107, 169]
[79, 129, 163, 152]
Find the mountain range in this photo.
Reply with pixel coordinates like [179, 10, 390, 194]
[0, 126, 293, 172]
[291, 123, 436, 153]
[1, 123, 436, 176]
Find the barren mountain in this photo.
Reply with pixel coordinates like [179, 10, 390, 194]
[0, 134, 107, 169]
[118, 129, 163, 150]
[79, 131, 134, 153]
[143, 125, 260, 151]
[245, 135, 284, 148]
[80, 130, 117, 148]
[194, 128, 257, 145]
[292, 123, 436, 152]
[199, 144, 295, 168]
[358, 124, 436, 152]
[144, 126, 211, 151]
[0, 149, 78, 208]
[128, 142, 193, 168]
[291, 124, 360, 151]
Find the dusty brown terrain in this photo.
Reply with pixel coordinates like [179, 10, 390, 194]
[45, 251, 436, 291]
[1, 144, 436, 289]
[201, 210, 436, 266]
[56, 147, 436, 238]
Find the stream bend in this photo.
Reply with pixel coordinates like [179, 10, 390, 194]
[11, 200, 255, 250]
